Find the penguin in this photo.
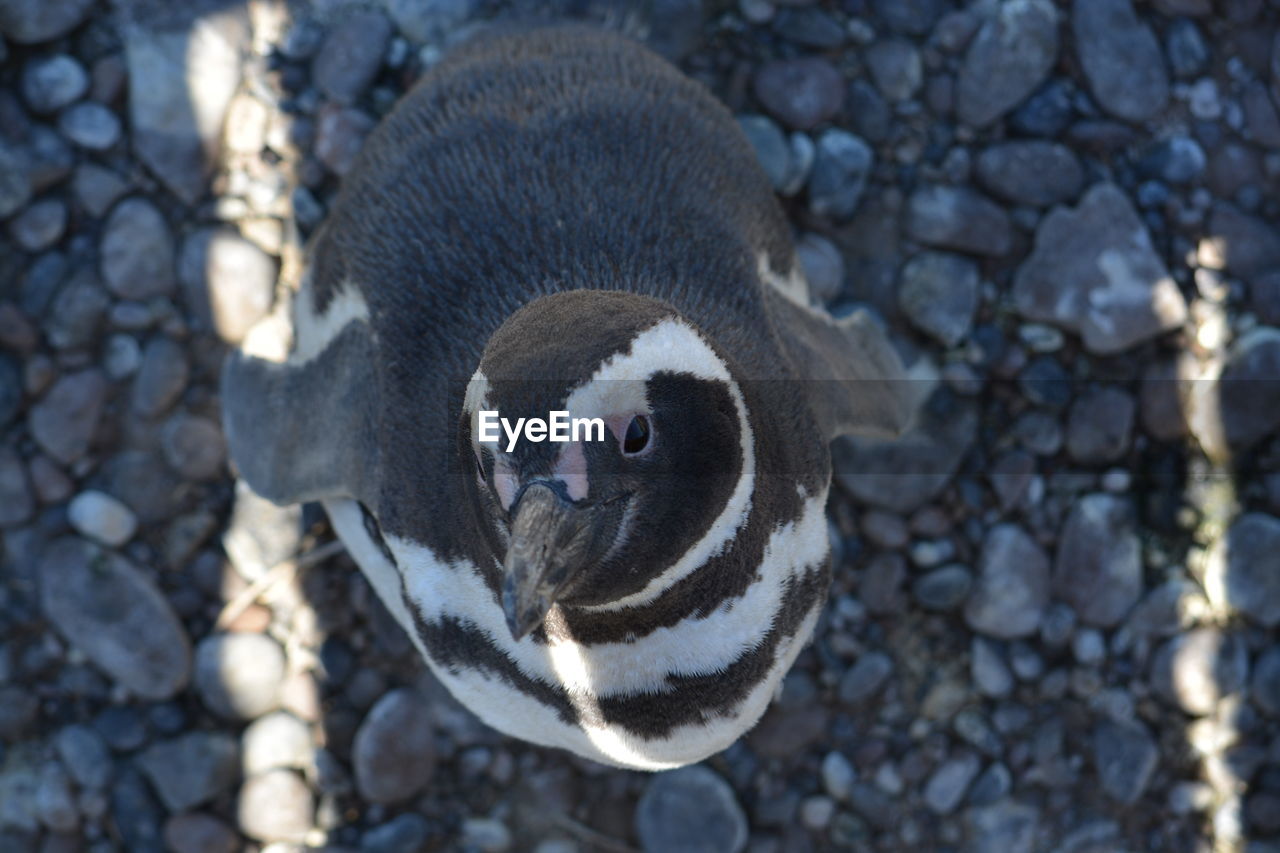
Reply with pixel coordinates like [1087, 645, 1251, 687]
[222, 25, 912, 771]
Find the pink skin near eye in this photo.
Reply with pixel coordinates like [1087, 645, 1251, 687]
[607, 413, 654, 457]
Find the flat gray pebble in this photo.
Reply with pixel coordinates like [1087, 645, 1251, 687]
[925, 752, 981, 814]
[353, 688, 436, 804]
[161, 414, 227, 480]
[898, 251, 979, 347]
[54, 724, 113, 790]
[1053, 494, 1142, 626]
[0, 0, 96, 43]
[131, 336, 189, 418]
[752, 57, 843, 130]
[136, 732, 240, 813]
[361, 813, 431, 853]
[67, 489, 138, 546]
[1065, 388, 1135, 464]
[1074, 0, 1169, 122]
[1092, 718, 1158, 805]
[965, 524, 1050, 639]
[966, 799, 1040, 853]
[58, 102, 122, 150]
[312, 9, 392, 104]
[807, 129, 873, 220]
[635, 766, 747, 853]
[101, 198, 175, 300]
[162, 812, 240, 853]
[0, 447, 34, 526]
[956, 0, 1058, 127]
[905, 185, 1012, 257]
[913, 564, 973, 611]
[976, 141, 1083, 207]
[21, 54, 88, 113]
[9, 198, 67, 251]
[838, 651, 894, 705]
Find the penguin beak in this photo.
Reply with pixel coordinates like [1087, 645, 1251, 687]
[501, 483, 597, 640]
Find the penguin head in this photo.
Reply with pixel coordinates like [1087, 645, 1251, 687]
[462, 291, 755, 639]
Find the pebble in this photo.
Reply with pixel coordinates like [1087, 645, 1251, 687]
[0, 448, 34, 526]
[35, 763, 78, 832]
[361, 813, 431, 853]
[315, 106, 376, 176]
[1065, 387, 1135, 464]
[131, 337, 189, 418]
[1092, 718, 1159, 804]
[162, 813, 239, 853]
[46, 269, 108, 350]
[9, 198, 67, 252]
[1013, 183, 1187, 354]
[100, 198, 175, 300]
[635, 766, 747, 853]
[1150, 628, 1248, 716]
[178, 226, 278, 343]
[353, 688, 436, 803]
[54, 725, 113, 790]
[110, 765, 166, 852]
[104, 334, 142, 380]
[865, 39, 922, 102]
[838, 651, 894, 706]
[237, 770, 314, 843]
[1054, 494, 1142, 626]
[956, 0, 1059, 127]
[966, 799, 1039, 853]
[67, 490, 138, 546]
[136, 732, 239, 813]
[1073, 0, 1169, 122]
[1138, 135, 1206, 184]
[1165, 18, 1210, 79]
[807, 129, 873, 220]
[21, 54, 88, 114]
[1252, 646, 1280, 716]
[752, 57, 844, 130]
[821, 751, 856, 801]
[383, 0, 479, 43]
[1072, 628, 1106, 665]
[972, 637, 1013, 698]
[1206, 513, 1280, 628]
[799, 795, 834, 831]
[313, 9, 392, 104]
[737, 115, 793, 193]
[898, 251, 978, 347]
[1010, 79, 1074, 138]
[1202, 202, 1280, 286]
[874, 0, 947, 35]
[0, 144, 31, 219]
[242, 711, 312, 775]
[912, 565, 973, 611]
[1243, 82, 1280, 149]
[905, 185, 1012, 256]
[57, 102, 122, 150]
[1213, 328, 1280, 451]
[846, 80, 891, 143]
[795, 233, 844, 304]
[965, 524, 1050, 639]
[193, 632, 285, 720]
[161, 414, 227, 480]
[968, 762, 1012, 806]
[459, 817, 513, 853]
[29, 369, 107, 464]
[924, 752, 981, 814]
[975, 141, 1083, 207]
[72, 163, 129, 218]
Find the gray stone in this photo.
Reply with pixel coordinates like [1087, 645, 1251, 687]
[838, 651, 894, 705]
[774, 7, 845, 48]
[68, 490, 138, 547]
[820, 751, 856, 802]
[1092, 718, 1158, 804]
[58, 102, 122, 150]
[0, 448, 33, 526]
[0, 0, 94, 43]
[54, 725, 113, 790]
[21, 54, 87, 113]
[1212, 328, 1280, 452]
[315, 105, 376, 176]
[362, 813, 431, 853]
[913, 565, 973, 611]
[136, 733, 240, 813]
[1203, 203, 1280, 286]
[905, 186, 1012, 256]
[194, 632, 285, 720]
[796, 233, 844, 304]
[383, 0, 479, 43]
[1243, 82, 1280, 149]
[1165, 18, 1210, 78]
[738, 115, 794, 193]
[72, 163, 129, 217]
[873, 0, 947, 35]
[459, 817, 512, 852]
[0, 142, 31, 218]
[847, 80, 891, 143]
[1054, 494, 1142, 627]
[865, 39, 922, 102]
[1013, 183, 1187, 354]
[972, 637, 1013, 699]
[966, 799, 1039, 853]
[162, 813, 239, 853]
[9, 198, 66, 252]
[1138, 135, 1206, 185]
[131, 336, 188, 418]
[1252, 646, 1280, 716]
[101, 198, 175, 300]
[39, 537, 192, 699]
[354, 688, 436, 804]
[236, 770, 313, 843]
[1151, 628, 1249, 716]
[898, 251, 979, 347]
[35, 763, 77, 832]
[956, 0, 1059, 127]
[1254, 272, 1280, 326]
[753, 57, 844, 130]
[100, 449, 187, 524]
[636, 766, 747, 853]
[46, 269, 108, 350]
[965, 524, 1050, 639]
[179, 226, 277, 343]
[161, 414, 227, 481]
[125, 13, 245, 205]
[968, 763, 1012, 806]
[313, 9, 391, 104]
[1065, 387, 1135, 464]
[29, 369, 107, 464]
[833, 394, 977, 513]
[975, 141, 1083, 207]
[807, 129, 873, 220]
[1073, 0, 1170, 122]
[105, 334, 143, 380]
[242, 711, 312, 775]
[925, 753, 981, 815]
[1206, 513, 1280, 628]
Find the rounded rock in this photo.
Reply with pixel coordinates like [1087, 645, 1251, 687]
[21, 54, 88, 113]
[352, 687, 436, 804]
[752, 57, 844, 130]
[9, 197, 67, 252]
[194, 633, 285, 721]
[635, 765, 747, 853]
[162, 812, 239, 853]
[68, 489, 138, 546]
[965, 524, 1050, 639]
[242, 711, 313, 775]
[101, 198, 176, 300]
[58, 102, 122, 150]
[161, 414, 227, 481]
[236, 769, 313, 843]
[1205, 512, 1280, 628]
[1151, 628, 1249, 716]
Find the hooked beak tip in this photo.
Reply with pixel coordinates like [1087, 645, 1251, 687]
[501, 574, 551, 641]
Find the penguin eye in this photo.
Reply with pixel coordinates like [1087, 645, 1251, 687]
[622, 415, 651, 455]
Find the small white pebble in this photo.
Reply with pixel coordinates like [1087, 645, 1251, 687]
[68, 490, 137, 547]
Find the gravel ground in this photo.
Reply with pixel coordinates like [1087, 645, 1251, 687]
[2, 0, 1280, 851]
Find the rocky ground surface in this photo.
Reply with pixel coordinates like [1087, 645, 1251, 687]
[2, 0, 1280, 850]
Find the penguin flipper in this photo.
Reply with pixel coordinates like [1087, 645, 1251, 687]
[767, 289, 914, 441]
[221, 318, 377, 507]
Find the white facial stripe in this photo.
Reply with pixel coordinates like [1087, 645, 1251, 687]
[291, 277, 371, 366]
[565, 318, 756, 611]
